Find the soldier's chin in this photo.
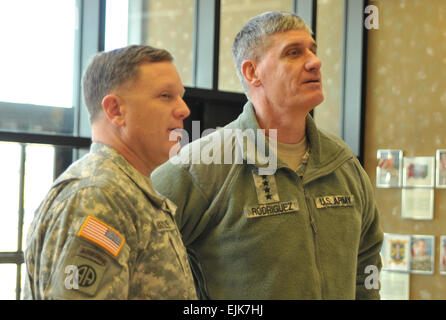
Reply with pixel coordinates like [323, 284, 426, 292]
[309, 93, 324, 110]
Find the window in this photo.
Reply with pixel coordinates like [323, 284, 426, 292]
[0, 0, 77, 135]
[0, 142, 56, 300]
[0, 143, 21, 254]
[312, 0, 345, 137]
[0, 142, 86, 300]
[104, 0, 129, 51]
[23, 145, 56, 243]
[104, 0, 195, 86]
[218, 0, 292, 93]
[1, 0, 368, 299]
[0, 264, 17, 300]
[0, 1, 86, 298]
[0, 0, 76, 108]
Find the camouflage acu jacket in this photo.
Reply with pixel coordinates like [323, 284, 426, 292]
[23, 142, 197, 300]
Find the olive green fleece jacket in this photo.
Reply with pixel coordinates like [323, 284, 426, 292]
[152, 101, 383, 300]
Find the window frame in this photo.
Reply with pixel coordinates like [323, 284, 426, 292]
[0, 0, 99, 300]
[0, 0, 369, 299]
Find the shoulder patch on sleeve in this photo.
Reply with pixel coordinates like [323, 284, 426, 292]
[77, 216, 125, 257]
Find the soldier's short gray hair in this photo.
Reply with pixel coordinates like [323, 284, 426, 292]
[232, 11, 313, 98]
[82, 45, 173, 122]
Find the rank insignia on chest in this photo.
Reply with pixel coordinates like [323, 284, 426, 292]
[247, 171, 299, 218]
[252, 171, 280, 204]
[315, 195, 355, 209]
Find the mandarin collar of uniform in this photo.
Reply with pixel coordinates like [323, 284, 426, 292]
[90, 142, 177, 213]
[237, 100, 332, 170]
[237, 101, 292, 171]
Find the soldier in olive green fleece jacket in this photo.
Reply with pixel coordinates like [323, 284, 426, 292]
[152, 11, 383, 299]
[152, 101, 383, 299]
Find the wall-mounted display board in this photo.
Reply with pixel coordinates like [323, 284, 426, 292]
[352, 0, 446, 300]
[380, 233, 443, 299]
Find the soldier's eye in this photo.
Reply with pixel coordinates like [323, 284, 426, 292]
[161, 93, 172, 99]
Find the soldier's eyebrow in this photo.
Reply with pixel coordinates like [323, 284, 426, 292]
[281, 41, 317, 53]
[156, 82, 186, 97]
[311, 42, 317, 53]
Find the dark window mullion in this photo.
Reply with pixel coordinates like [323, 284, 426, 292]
[212, 0, 221, 90]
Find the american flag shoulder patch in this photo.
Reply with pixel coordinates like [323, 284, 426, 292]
[77, 216, 125, 257]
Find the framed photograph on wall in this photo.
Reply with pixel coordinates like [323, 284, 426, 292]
[401, 188, 434, 220]
[440, 236, 446, 275]
[436, 150, 446, 188]
[403, 156, 435, 187]
[410, 235, 435, 274]
[382, 233, 411, 272]
[376, 149, 403, 187]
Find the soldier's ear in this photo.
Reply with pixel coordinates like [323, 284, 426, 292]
[241, 60, 261, 87]
[101, 94, 126, 127]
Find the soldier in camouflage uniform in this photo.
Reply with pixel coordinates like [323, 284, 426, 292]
[24, 45, 197, 299]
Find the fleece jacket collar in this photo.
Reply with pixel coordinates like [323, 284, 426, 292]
[236, 101, 354, 184]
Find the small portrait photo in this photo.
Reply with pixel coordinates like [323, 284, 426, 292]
[440, 236, 446, 275]
[436, 150, 446, 188]
[382, 233, 411, 272]
[376, 150, 402, 188]
[403, 156, 435, 187]
[410, 235, 435, 274]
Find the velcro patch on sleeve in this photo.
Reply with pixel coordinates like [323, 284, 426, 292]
[77, 216, 125, 257]
[315, 195, 355, 209]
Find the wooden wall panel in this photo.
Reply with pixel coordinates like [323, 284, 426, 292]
[364, 0, 446, 299]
